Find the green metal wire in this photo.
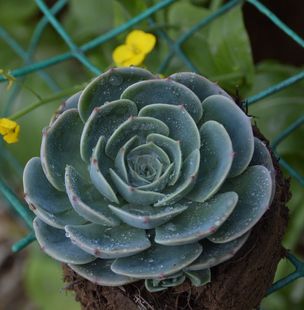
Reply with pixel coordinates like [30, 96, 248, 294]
[0, 0, 68, 92]
[246, 71, 304, 105]
[247, 0, 304, 48]
[0, 27, 58, 92]
[271, 116, 304, 149]
[0, 0, 66, 117]
[35, 0, 101, 75]
[270, 116, 304, 187]
[148, 17, 199, 72]
[0, 178, 34, 230]
[177, 0, 242, 45]
[28, 0, 68, 58]
[11, 232, 36, 253]
[0, 0, 176, 82]
[0, 0, 303, 299]
[266, 253, 304, 295]
[278, 158, 304, 187]
[0, 142, 23, 177]
[158, 0, 242, 72]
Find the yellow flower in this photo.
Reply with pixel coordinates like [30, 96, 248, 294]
[113, 30, 156, 67]
[0, 118, 20, 144]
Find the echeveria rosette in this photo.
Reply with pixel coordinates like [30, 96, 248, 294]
[23, 67, 274, 292]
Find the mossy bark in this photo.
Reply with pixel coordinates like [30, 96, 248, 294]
[63, 125, 290, 310]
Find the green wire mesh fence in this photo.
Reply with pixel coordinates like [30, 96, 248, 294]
[0, 0, 303, 301]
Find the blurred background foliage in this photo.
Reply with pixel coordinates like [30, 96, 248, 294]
[0, 0, 303, 309]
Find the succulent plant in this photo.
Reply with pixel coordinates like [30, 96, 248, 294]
[23, 67, 275, 292]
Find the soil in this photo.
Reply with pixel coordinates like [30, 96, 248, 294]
[62, 124, 291, 310]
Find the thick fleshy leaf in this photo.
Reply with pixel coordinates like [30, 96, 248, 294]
[145, 273, 186, 292]
[128, 153, 164, 187]
[89, 137, 119, 203]
[154, 149, 200, 207]
[188, 121, 233, 202]
[250, 137, 276, 202]
[65, 165, 120, 226]
[114, 136, 139, 183]
[79, 67, 155, 121]
[23, 157, 86, 229]
[128, 163, 160, 187]
[105, 116, 169, 159]
[128, 142, 170, 170]
[110, 169, 165, 205]
[186, 232, 250, 271]
[121, 79, 203, 123]
[160, 274, 186, 287]
[33, 218, 94, 264]
[50, 91, 82, 124]
[64, 91, 82, 109]
[65, 223, 151, 259]
[69, 259, 137, 286]
[170, 72, 231, 102]
[80, 99, 138, 162]
[108, 203, 188, 229]
[138, 164, 174, 192]
[145, 280, 167, 292]
[23, 157, 70, 214]
[127, 142, 171, 187]
[29, 207, 86, 230]
[147, 134, 182, 185]
[184, 269, 211, 287]
[111, 243, 202, 278]
[40, 109, 85, 191]
[202, 95, 254, 177]
[92, 136, 114, 175]
[139, 104, 200, 157]
[209, 165, 272, 243]
[155, 192, 238, 245]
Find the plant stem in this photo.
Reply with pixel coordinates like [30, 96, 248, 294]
[9, 83, 86, 120]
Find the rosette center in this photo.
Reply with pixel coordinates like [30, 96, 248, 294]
[127, 142, 170, 187]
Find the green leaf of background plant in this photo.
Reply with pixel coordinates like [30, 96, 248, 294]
[167, 1, 254, 92]
[115, 0, 147, 16]
[24, 245, 80, 310]
[63, 0, 117, 41]
[0, 0, 37, 26]
[206, 6, 254, 91]
[247, 61, 304, 156]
